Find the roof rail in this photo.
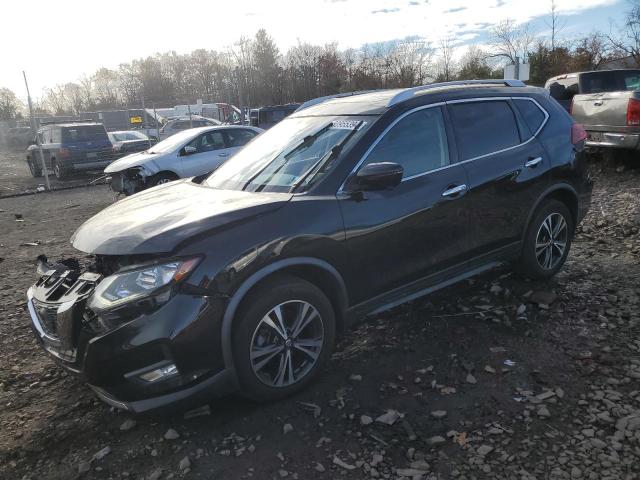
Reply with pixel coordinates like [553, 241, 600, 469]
[295, 90, 377, 112]
[387, 79, 526, 107]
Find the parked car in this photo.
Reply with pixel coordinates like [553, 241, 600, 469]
[26, 122, 113, 179]
[546, 69, 640, 153]
[27, 80, 592, 413]
[105, 125, 263, 195]
[108, 130, 152, 156]
[249, 104, 300, 129]
[159, 115, 220, 139]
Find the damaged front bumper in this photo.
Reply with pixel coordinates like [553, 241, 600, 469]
[26, 262, 235, 413]
[107, 168, 148, 196]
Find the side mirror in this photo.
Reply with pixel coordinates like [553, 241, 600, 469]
[181, 145, 197, 156]
[348, 162, 404, 191]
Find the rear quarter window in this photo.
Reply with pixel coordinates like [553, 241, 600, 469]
[449, 100, 520, 160]
[513, 99, 546, 137]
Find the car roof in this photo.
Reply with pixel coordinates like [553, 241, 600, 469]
[291, 80, 534, 117]
[42, 122, 103, 128]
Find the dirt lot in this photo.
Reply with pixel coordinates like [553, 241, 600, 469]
[1, 152, 640, 480]
[0, 147, 105, 197]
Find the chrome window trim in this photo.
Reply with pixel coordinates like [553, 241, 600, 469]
[337, 96, 549, 195]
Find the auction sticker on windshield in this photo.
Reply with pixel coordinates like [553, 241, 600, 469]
[330, 120, 365, 130]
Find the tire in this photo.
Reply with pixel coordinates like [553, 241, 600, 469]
[53, 160, 69, 180]
[27, 158, 42, 178]
[232, 275, 336, 402]
[517, 199, 574, 280]
[148, 172, 178, 187]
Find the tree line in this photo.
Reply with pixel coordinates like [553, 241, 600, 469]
[2, 1, 640, 120]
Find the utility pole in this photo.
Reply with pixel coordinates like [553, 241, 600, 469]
[140, 94, 151, 149]
[515, 55, 520, 80]
[23, 71, 50, 190]
[153, 103, 160, 142]
[187, 104, 193, 129]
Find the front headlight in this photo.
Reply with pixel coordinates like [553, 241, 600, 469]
[89, 257, 201, 310]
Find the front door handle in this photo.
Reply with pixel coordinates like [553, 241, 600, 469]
[525, 157, 542, 168]
[593, 100, 603, 106]
[218, 152, 230, 158]
[442, 184, 467, 197]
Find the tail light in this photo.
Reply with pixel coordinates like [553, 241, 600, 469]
[571, 123, 587, 145]
[627, 97, 640, 126]
[58, 147, 70, 159]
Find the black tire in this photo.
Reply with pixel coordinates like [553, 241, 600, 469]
[232, 275, 336, 402]
[27, 158, 42, 178]
[53, 160, 69, 180]
[148, 171, 178, 187]
[517, 199, 574, 280]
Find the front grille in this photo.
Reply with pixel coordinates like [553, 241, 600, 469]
[32, 300, 58, 338]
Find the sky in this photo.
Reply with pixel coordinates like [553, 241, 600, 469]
[0, 0, 627, 101]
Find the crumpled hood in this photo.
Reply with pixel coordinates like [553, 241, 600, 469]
[71, 180, 292, 255]
[104, 151, 163, 174]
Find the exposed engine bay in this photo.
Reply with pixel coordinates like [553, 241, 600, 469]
[107, 168, 147, 196]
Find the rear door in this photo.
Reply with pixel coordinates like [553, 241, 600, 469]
[222, 128, 259, 158]
[448, 97, 549, 261]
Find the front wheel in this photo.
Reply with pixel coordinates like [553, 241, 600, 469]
[147, 172, 178, 187]
[232, 275, 336, 402]
[517, 199, 574, 280]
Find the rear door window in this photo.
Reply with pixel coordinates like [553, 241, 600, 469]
[513, 99, 546, 138]
[225, 129, 258, 147]
[449, 100, 520, 160]
[363, 106, 449, 179]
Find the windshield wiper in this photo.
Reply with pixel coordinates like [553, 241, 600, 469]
[290, 120, 362, 193]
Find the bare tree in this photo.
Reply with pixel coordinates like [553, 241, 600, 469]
[490, 19, 537, 64]
[0, 87, 23, 120]
[436, 37, 457, 82]
[457, 46, 492, 80]
[545, 0, 566, 51]
[608, 0, 640, 65]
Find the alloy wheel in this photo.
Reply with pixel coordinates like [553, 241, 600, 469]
[535, 212, 568, 270]
[249, 300, 324, 387]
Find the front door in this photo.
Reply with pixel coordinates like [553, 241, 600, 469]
[338, 105, 470, 305]
[180, 130, 230, 177]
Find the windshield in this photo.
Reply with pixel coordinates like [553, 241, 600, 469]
[204, 116, 367, 193]
[148, 128, 205, 154]
[581, 70, 640, 94]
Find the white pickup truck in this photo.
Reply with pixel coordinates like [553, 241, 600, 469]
[546, 69, 640, 153]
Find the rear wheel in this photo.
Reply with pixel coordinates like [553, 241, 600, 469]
[517, 199, 574, 280]
[53, 160, 69, 180]
[27, 157, 42, 178]
[148, 171, 178, 187]
[232, 275, 336, 402]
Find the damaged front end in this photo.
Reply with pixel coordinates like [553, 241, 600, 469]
[26, 253, 231, 412]
[107, 167, 148, 196]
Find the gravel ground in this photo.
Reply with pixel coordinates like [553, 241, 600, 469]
[0, 147, 106, 197]
[0, 155, 639, 480]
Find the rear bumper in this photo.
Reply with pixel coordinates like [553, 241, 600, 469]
[585, 131, 640, 150]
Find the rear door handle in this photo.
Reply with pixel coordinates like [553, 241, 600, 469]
[442, 184, 467, 197]
[593, 100, 603, 106]
[525, 157, 542, 168]
[218, 152, 230, 158]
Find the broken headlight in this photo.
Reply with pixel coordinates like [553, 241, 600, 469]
[88, 257, 201, 310]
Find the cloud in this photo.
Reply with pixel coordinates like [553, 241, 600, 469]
[444, 6, 467, 13]
[408, 0, 420, 5]
[493, 0, 507, 7]
[371, 7, 401, 14]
